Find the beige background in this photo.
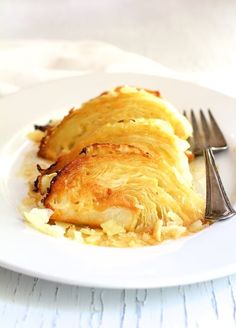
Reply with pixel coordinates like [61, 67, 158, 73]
[0, 0, 236, 73]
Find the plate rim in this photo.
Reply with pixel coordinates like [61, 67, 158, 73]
[0, 72, 236, 289]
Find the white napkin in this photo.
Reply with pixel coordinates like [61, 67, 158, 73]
[0, 40, 235, 98]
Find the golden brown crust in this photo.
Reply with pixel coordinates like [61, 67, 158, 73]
[37, 142, 149, 195]
[35, 118, 191, 194]
[43, 143, 204, 232]
[38, 108, 75, 159]
[38, 86, 192, 161]
[35, 142, 150, 193]
[100, 86, 161, 98]
[44, 144, 147, 229]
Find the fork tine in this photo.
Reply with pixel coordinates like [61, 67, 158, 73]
[183, 110, 194, 154]
[200, 110, 212, 147]
[190, 110, 203, 155]
[208, 109, 227, 148]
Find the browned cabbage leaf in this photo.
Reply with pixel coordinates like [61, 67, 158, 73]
[43, 144, 204, 234]
[38, 86, 192, 160]
[35, 118, 192, 194]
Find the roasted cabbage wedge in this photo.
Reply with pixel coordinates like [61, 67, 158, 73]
[35, 118, 192, 194]
[38, 86, 192, 160]
[23, 86, 206, 247]
[43, 144, 204, 236]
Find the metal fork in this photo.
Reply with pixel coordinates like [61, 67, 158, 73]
[183, 109, 235, 221]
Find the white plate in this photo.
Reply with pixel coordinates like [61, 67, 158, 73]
[0, 73, 236, 289]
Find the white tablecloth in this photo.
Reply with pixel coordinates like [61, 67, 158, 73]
[0, 40, 235, 98]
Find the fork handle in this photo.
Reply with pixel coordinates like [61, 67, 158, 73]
[204, 147, 236, 221]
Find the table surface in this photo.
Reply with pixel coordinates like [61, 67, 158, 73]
[1, 268, 236, 328]
[1, 1, 236, 327]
